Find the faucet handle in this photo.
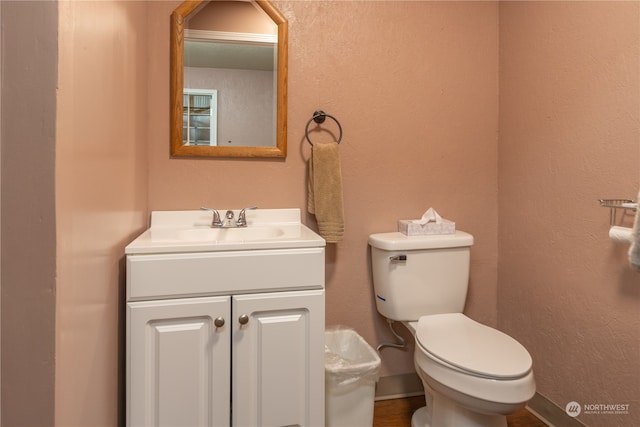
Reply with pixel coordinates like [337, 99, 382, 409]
[237, 206, 257, 227]
[200, 207, 222, 227]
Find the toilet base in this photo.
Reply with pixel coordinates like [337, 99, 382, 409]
[411, 394, 508, 427]
[411, 406, 431, 427]
[413, 346, 530, 427]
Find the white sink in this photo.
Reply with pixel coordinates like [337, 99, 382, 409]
[177, 226, 285, 242]
[125, 208, 325, 254]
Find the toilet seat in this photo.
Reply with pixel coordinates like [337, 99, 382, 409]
[415, 313, 532, 380]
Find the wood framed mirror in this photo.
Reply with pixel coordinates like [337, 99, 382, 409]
[170, 0, 288, 158]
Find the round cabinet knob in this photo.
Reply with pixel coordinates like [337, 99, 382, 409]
[214, 317, 225, 328]
[238, 314, 249, 325]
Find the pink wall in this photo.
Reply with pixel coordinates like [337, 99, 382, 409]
[189, 1, 276, 34]
[499, 2, 640, 426]
[148, 0, 500, 378]
[55, 1, 149, 425]
[1, 2, 57, 425]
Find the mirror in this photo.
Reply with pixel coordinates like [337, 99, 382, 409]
[170, 0, 288, 158]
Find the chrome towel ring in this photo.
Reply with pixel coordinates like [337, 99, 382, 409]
[305, 110, 343, 146]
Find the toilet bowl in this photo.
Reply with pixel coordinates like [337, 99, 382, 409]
[368, 231, 536, 427]
[405, 314, 535, 427]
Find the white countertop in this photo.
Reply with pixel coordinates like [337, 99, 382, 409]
[126, 208, 326, 255]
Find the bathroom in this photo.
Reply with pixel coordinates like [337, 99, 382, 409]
[1, 1, 638, 426]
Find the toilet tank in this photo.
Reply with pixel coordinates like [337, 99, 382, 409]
[368, 231, 474, 321]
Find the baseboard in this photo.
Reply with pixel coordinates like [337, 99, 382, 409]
[375, 373, 424, 401]
[527, 393, 587, 427]
[376, 374, 588, 427]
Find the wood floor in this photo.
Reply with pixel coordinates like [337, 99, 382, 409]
[373, 395, 549, 427]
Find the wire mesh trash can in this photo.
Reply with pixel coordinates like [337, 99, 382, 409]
[325, 326, 381, 427]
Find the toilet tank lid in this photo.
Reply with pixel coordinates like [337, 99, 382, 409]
[368, 231, 473, 251]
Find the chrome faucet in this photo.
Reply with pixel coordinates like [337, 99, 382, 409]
[223, 210, 236, 228]
[200, 207, 223, 227]
[237, 206, 257, 227]
[201, 206, 257, 228]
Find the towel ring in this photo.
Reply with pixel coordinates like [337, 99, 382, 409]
[305, 110, 343, 146]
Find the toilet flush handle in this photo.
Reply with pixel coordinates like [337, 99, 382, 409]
[389, 255, 407, 263]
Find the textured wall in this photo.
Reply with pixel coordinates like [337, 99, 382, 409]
[55, 1, 149, 425]
[499, 2, 640, 426]
[1, 2, 57, 425]
[148, 0, 500, 378]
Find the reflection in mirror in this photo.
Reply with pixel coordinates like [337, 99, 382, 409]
[183, 88, 218, 146]
[170, 0, 288, 158]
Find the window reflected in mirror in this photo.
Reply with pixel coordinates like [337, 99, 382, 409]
[183, 89, 217, 146]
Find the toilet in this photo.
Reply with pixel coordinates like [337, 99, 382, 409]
[369, 231, 535, 427]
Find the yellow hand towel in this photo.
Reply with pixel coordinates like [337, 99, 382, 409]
[308, 141, 344, 243]
[629, 190, 640, 271]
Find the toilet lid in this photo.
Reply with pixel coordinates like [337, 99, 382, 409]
[416, 313, 532, 379]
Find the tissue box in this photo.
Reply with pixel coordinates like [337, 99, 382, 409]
[398, 219, 456, 236]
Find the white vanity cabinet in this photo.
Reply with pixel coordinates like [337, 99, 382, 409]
[128, 296, 232, 427]
[127, 290, 324, 427]
[232, 290, 324, 426]
[125, 209, 326, 427]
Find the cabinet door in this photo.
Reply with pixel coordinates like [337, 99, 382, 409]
[127, 297, 231, 427]
[232, 290, 325, 427]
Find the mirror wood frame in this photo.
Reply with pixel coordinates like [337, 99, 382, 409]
[170, 0, 288, 158]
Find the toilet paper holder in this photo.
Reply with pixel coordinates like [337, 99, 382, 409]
[599, 199, 638, 225]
